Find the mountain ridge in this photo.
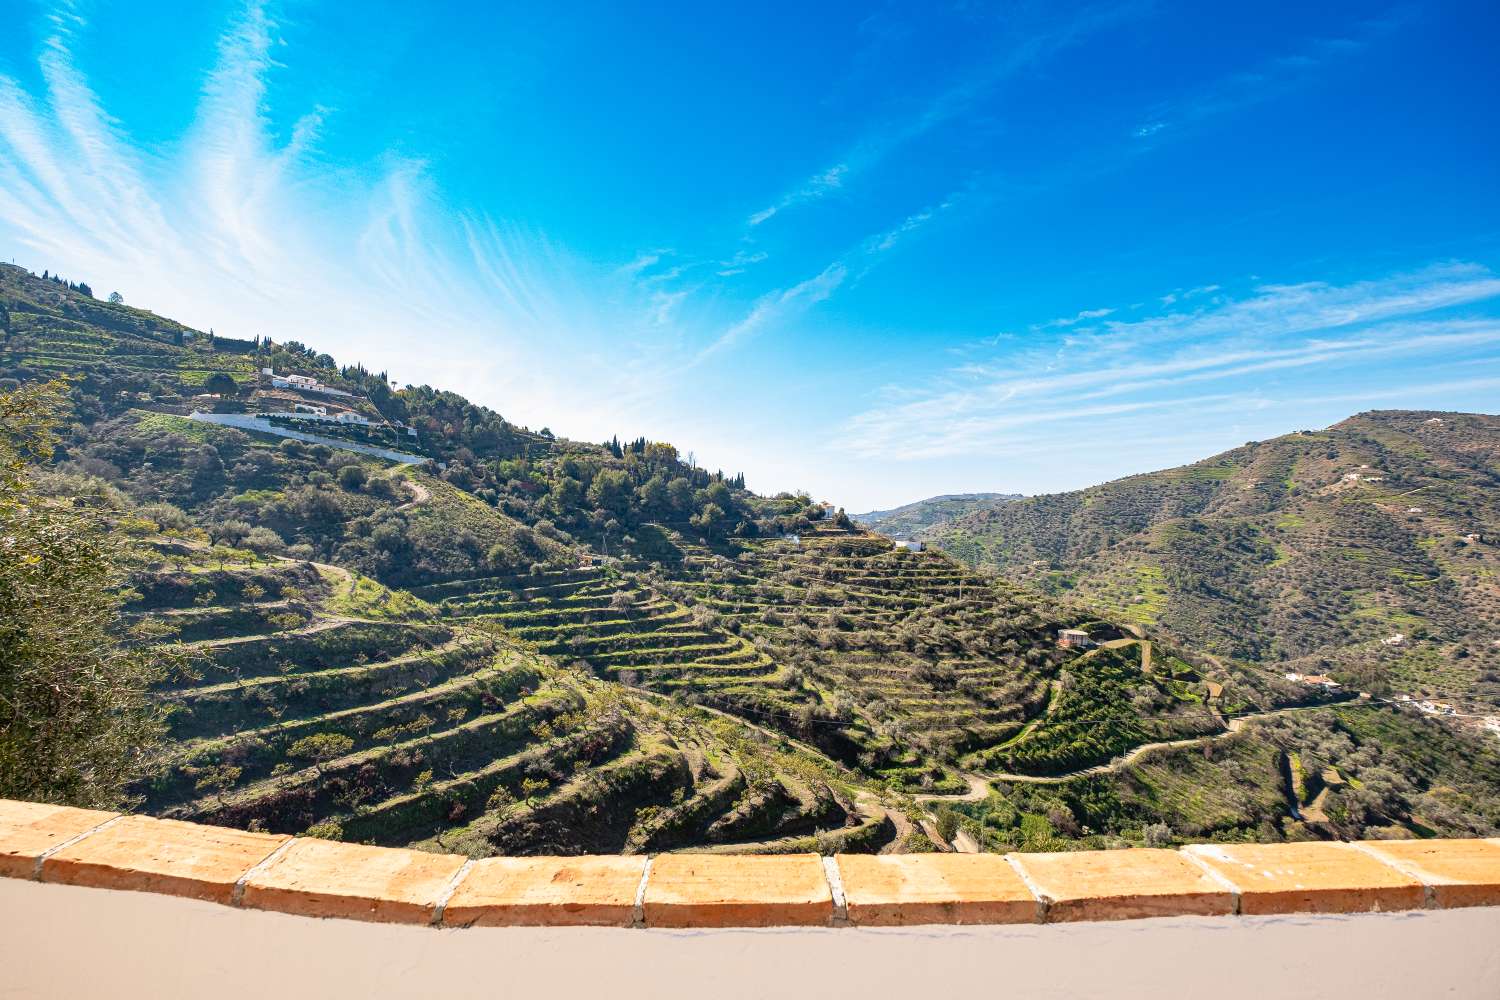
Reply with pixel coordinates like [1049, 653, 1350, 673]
[920, 410, 1500, 709]
[853, 492, 1023, 539]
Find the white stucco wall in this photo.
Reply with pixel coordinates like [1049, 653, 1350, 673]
[2, 878, 1498, 999]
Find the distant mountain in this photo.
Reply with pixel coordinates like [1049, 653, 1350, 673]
[924, 412, 1500, 707]
[854, 492, 1021, 539]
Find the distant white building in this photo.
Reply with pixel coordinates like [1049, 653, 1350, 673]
[335, 411, 370, 425]
[1058, 628, 1094, 649]
[895, 540, 925, 552]
[264, 369, 357, 398]
[1285, 671, 1340, 688]
[272, 372, 321, 390]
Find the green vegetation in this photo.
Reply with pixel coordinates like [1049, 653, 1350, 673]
[0, 380, 166, 807]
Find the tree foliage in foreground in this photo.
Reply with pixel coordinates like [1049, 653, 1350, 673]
[0, 379, 163, 807]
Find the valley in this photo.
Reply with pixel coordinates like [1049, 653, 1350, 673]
[4, 262, 1499, 858]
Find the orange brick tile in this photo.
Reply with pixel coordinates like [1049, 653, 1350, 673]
[643, 854, 832, 927]
[41, 815, 287, 904]
[1184, 842, 1424, 915]
[0, 800, 118, 879]
[836, 854, 1039, 926]
[240, 838, 467, 924]
[1356, 839, 1500, 910]
[1010, 848, 1234, 922]
[442, 855, 646, 927]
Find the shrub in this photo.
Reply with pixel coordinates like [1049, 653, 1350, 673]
[337, 464, 368, 491]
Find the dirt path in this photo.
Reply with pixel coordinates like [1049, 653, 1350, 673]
[915, 772, 991, 803]
[976, 700, 1351, 786]
[397, 477, 431, 510]
[1301, 786, 1332, 824]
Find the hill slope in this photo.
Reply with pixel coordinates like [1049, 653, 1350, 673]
[854, 492, 1021, 539]
[923, 413, 1500, 707]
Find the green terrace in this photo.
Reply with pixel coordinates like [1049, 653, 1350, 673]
[128, 542, 879, 857]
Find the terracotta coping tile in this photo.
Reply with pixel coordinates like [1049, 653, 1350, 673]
[1355, 839, 1500, 910]
[1184, 842, 1424, 915]
[240, 838, 468, 924]
[40, 815, 288, 904]
[442, 855, 647, 927]
[8, 798, 1500, 929]
[1010, 848, 1234, 922]
[0, 800, 118, 879]
[643, 854, 832, 928]
[836, 854, 1039, 926]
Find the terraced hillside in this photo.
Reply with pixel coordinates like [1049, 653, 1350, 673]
[129, 538, 887, 856]
[950, 701, 1500, 852]
[924, 412, 1500, 708]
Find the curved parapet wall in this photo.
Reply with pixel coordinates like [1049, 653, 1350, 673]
[2, 799, 1498, 928]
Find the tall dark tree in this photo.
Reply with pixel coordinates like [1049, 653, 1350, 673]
[204, 372, 238, 398]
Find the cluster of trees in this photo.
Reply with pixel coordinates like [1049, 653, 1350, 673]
[36, 269, 93, 298]
[0, 380, 163, 807]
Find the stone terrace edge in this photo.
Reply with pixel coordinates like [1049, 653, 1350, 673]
[3, 799, 1498, 928]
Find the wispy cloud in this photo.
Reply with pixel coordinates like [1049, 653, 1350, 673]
[1127, 13, 1402, 145]
[696, 261, 847, 363]
[0, 1, 707, 441]
[698, 190, 962, 363]
[747, 4, 1148, 230]
[842, 263, 1500, 460]
[748, 163, 846, 226]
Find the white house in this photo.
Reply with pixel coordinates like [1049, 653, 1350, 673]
[1058, 628, 1094, 649]
[335, 411, 370, 425]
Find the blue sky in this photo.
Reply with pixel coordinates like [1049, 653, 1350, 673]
[1, 1, 1498, 510]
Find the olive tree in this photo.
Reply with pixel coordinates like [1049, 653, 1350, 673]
[0, 380, 165, 807]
